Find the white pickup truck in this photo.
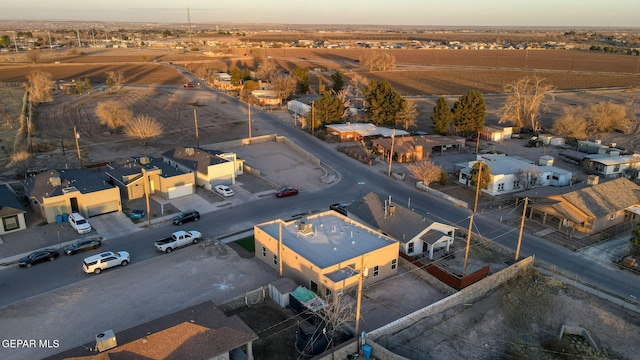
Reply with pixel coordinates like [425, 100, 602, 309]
[155, 230, 202, 253]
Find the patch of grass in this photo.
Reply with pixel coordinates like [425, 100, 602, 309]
[234, 235, 255, 253]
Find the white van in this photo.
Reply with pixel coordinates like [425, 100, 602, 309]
[69, 213, 92, 234]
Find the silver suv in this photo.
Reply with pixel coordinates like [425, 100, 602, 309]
[83, 251, 130, 274]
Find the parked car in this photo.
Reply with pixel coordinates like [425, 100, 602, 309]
[83, 251, 130, 274]
[155, 230, 202, 253]
[215, 185, 234, 197]
[129, 209, 146, 219]
[172, 210, 200, 225]
[63, 237, 103, 255]
[183, 83, 196, 88]
[276, 187, 299, 198]
[19, 249, 60, 268]
[69, 213, 92, 234]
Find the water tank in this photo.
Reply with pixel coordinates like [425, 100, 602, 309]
[95, 330, 117, 352]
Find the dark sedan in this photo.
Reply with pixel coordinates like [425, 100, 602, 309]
[275, 187, 299, 198]
[18, 249, 60, 268]
[63, 237, 103, 255]
[172, 210, 200, 225]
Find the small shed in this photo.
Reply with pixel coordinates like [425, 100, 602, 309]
[268, 277, 298, 309]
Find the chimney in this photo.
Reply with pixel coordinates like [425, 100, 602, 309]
[298, 221, 313, 235]
[49, 176, 61, 187]
[139, 156, 150, 164]
[185, 147, 195, 156]
[388, 204, 396, 215]
[587, 175, 599, 185]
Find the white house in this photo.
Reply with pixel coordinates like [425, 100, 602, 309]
[585, 153, 640, 179]
[457, 154, 572, 196]
[161, 146, 243, 191]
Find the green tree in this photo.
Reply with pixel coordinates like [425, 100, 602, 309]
[241, 68, 252, 81]
[470, 161, 491, 190]
[74, 78, 84, 95]
[162, 30, 172, 38]
[230, 67, 243, 86]
[452, 90, 485, 136]
[0, 35, 10, 48]
[431, 97, 453, 135]
[330, 70, 344, 93]
[363, 80, 404, 126]
[631, 223, 640, 250]
[106, 76, 114, 90]
[292, 66, 310, 94]
[306, 91, 346, 127]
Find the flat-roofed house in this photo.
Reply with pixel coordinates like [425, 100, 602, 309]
[254, 210, 399, 298]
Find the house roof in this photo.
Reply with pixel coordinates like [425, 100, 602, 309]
[23, 169, 114, 203]
[587, 154, 640, 166]
[56, 301, 257, 360]
[0, 184, 25, 216]
[106, 157, 188, 186]
[326, 123, 409, 138]
[529, 178, 640, 220]
[162, 146, 229, 175]
[255, 210, 397, 269]
[373, 134, 463, 152]
[346, 192, 433, 243]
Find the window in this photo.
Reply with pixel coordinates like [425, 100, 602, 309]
[614, 165, 620, 172]
[2, 215, 19, 231]
[273, 254, 278, 266]
[262, 246, 266, 257]
[391, 259, 397, 270]
[407, 242, 414, 254]
[497, 183, 505, 191]
[373, 265, 379, 277]
[513, 180, 520, 189]
[325, 288, 332, 297]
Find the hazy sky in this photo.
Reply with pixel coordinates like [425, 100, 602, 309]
[2, 0, 639, 28]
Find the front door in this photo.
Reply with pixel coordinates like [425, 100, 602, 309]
[70, 197, 79, 213]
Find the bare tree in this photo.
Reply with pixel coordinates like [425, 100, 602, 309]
[96, 101, 133, 130]
[514, 167, 542, 190]
[408, 160, 442, 187]
[26, 71, 54, 104]
[397, 99, 418, 130]
[348, 73, 367, 96]
[270, 73, 297, 102]
[256, 58, 277, 82]
[587, 101, 630, 134]
[124, 114, 163, 145]
[25, 50, 43, 64]
[498, 76, 555, 131]
[359, 51, 396, 71]
[106, 71, 125, 90]
[552, 106, 588, 139]
[311, 293, 355, 358]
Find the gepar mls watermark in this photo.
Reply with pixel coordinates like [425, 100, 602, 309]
[2, 339, 60, 349]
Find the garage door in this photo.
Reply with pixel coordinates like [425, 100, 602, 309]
[87, 201, 120, 217]
[167, 184, 194, 200]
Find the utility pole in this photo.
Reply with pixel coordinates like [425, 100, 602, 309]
[387, 128, 396, 177]
[311, 101, 315, 136]
[248, 103, 252, 139]
[193, 109, 199, 147]
[515, 197, 528, 261]
[76, 29, 81, 48]
[473, 161, 482, 213]
[10, 31, 18, 52]
[142, 167, 151, 227]
[355, 255, 367, 336]
[463, 215, 474, 276]
[73, 127, 83, 168]
[278, 222, 283, 277]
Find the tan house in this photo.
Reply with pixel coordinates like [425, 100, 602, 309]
[522, 177, 640, 235]
[254, 210, 399, 298]
[0, 184, 27, 234]
[162, 146, 243, 191]
[61, 301, 257, 360]
[372, 134, 465, 162]
[346, 192, 456, 260]
[23, 169, 121, 224]
[106, 156, 195, 201]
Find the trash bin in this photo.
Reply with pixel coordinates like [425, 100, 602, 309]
[362, 344, 372, 359]
[56, 215, 63, 224]
[62, 213, 69, 222]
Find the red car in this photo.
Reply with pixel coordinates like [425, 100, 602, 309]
[183, 83, 196, 88]
[276, 187, 299, 198]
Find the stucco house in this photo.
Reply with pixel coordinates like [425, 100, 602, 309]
[162, 146, 243, 191]
[520, 177, 640, 235]
[346, 192, 457, 260]
[457, 154, 572, 196]
[372, 134, 465, 162]
[23, 169, 122, 224]
[106, 156, 196, 201]
[254, 210, 399, 298]
[0, 184, 27, 234]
